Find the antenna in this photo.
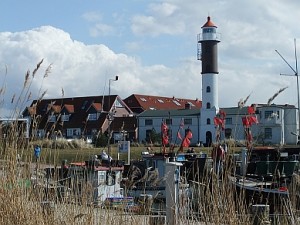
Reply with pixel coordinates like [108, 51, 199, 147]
[275, 38, 300, 140]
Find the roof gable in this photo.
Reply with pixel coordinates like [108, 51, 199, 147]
[62, 104, 74, 113]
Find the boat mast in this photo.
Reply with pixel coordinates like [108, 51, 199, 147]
[275, 39, 300, 143]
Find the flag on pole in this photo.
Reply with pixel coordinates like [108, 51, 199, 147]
[179, 129, 193, 150]
[177, 118, 184, 141]
[161, 121, 169, 146]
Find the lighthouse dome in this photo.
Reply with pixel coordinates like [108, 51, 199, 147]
[201, 16, 217, 28]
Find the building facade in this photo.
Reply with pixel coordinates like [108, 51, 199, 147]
[136, 104, 298, 146]
[22, 95, 137, 142]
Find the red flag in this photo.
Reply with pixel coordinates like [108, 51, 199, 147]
[161, 121, 169, 145]
[242, 116, 250, 127]
[186, 129, 193, 139]
[181, 137, 191, 147]
[214, 117, 222, 126]
[162, 135, 169, 145]
[214, 117, 225, 130]
[219, 110, 226, 119]
[249, 115, 258, 125]
[181, 129, 192, 148]
[161, 122, 168, 133]
[248, 106, 255, 115]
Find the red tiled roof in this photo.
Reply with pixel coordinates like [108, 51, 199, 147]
[27, 95, 133, 134]
[123, 94, 202, 114]
[63, 104, 74, 113]
[90, 102, 102, 112]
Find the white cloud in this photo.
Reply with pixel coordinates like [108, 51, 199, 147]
[1, 0, 300, 117]
[0, 26, 201, 116]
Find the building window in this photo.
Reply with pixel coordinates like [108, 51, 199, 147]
[145, 119, 153, 126]
[48, 115, 56, 122]
[206, 86, 211, 93]
[61, 114, 70, 122]
[206, 102, 211, 109]
[264, 111, 273, 119]
[67, 128, 81, 137]
[184, 118, 192, 125]
[225, 128, 232, 138]
[225, 117, 232, 125]
[264, 128, 272, 139]
[207, 118, 211, 124]
[166, 119, 172, 125]
[88, 113, 97, 121]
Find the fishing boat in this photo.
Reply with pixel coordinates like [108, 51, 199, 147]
[122, 150, 208, 210]
[43, 156, 134, 208]
[230, 145, 300, 214]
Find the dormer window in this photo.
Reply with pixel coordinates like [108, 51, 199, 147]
[187, 101, 195, 107]
[173, 100, 181, 106]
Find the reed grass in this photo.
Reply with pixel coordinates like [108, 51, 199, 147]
[0, 62, 299, 225]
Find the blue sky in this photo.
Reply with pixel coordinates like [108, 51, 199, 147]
[0, 0, 300, 116]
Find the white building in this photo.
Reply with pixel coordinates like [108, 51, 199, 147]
[137, 104, 298, 146]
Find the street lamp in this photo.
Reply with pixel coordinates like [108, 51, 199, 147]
[107, 75, 118, 159]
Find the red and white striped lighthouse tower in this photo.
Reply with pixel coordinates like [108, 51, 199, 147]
[197, 16, 221, 146]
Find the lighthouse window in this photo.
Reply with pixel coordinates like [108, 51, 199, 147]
[207, 118, 211, 124]
[206, 102, 211, 109]
[206, 86, 211, 93]
[203, 28, 216, 33]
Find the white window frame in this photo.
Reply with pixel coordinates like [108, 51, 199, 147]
[61, 114, 70, 122]
[88, 113, 97, 121]
[48, 115, 56, 122]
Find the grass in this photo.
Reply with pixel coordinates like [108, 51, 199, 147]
[29, 145, 213, 165]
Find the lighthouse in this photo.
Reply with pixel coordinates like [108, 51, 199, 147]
[198, 16, 220, 146]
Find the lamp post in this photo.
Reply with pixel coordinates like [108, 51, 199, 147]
[107, 75, 118, 158]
